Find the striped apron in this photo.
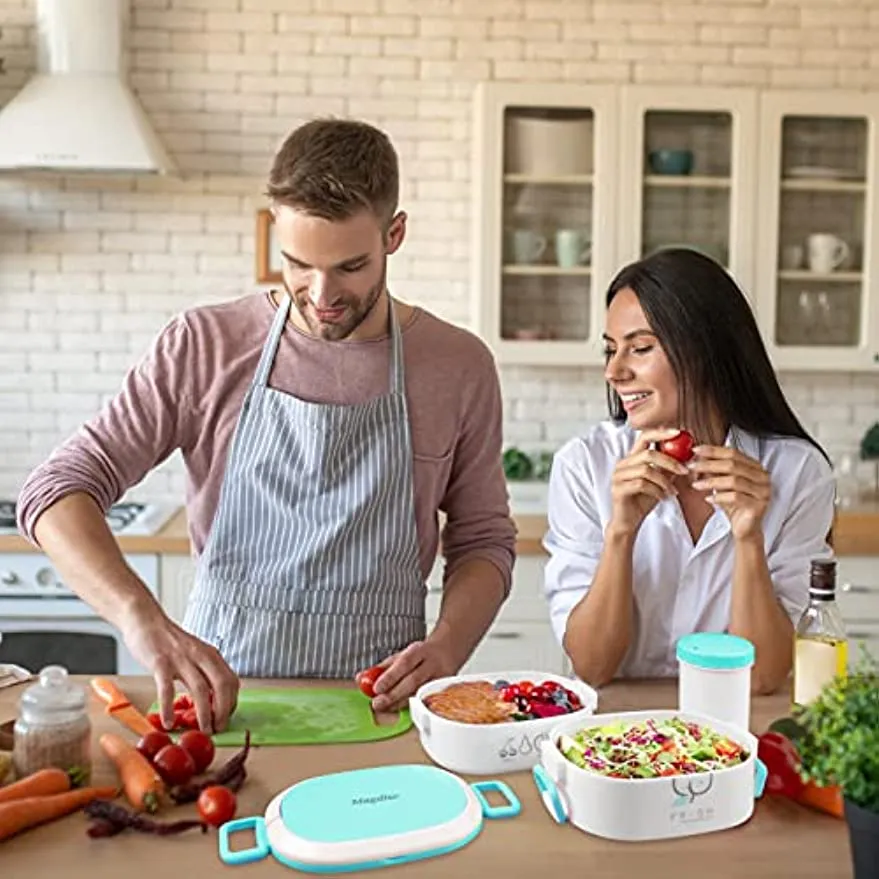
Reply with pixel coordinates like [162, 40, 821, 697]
[182, 294, 426, 677]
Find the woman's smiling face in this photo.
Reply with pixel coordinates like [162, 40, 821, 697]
[602, 287, 680, 431]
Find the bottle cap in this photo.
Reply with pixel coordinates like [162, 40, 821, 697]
[676, 633, 755, 671]
[809, 558, 837, 600]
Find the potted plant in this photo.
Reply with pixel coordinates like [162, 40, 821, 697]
[793, 651, 879, 878]
[861, 422, 879, 500]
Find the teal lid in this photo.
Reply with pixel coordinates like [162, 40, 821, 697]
[676, 633, 755, 670]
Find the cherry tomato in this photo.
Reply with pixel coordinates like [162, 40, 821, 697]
[355, 665, 383, 698]
[173, 692, 194, 711]
[500, 684, 521, 702]
[517, 680, 534, 696]
[146, 711, 165, 731]
[180, 707, 200, 730]
[198, 786, 238, 828]
[658, 429, 696, 463]
[179, 729, 216, 775]
[540, 680, 561, 693]
[153, 743, 197, 786]
[529, 686, 550, 703]
[136, 730, 172, 763]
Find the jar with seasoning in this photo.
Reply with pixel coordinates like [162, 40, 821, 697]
[12, 665, 91, 786]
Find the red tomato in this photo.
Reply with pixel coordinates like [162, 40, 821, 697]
[179, 707, 199, 730]
[198, 786, 238, 828]
[355, 665, 383, 698]
[146, 711, 164, 731]
[658, 430, 696, 463]
[136, 730, 172, 763]
[500, 685, 521, 702]
[517, 680, 534, 696]
[179, 729, 216, 774]
[173, 692, 194, 711]
[153, 743, 197, 786]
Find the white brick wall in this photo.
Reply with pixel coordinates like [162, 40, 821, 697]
[0, 0, 878, 501]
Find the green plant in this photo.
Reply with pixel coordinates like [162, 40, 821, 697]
[860, 422, 879, 461]
[793, 650, 879, 813]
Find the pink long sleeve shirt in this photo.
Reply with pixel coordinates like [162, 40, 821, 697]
[17, 292, 517, 592]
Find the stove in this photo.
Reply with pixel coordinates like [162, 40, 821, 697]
[0, 499, 178, 538]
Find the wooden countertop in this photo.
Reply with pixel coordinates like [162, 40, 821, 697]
[2, 502, 878, 557]
[0, 676, 852, 877]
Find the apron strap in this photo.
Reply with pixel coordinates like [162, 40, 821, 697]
[389, 300, 405, 397]
[254, 293, 292, 388]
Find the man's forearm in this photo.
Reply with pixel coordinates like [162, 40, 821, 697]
[728, 534, 793, 694]
[32, 492, 165, 633]
[562, 526, 636, 689]
[429, 557, 506, 672]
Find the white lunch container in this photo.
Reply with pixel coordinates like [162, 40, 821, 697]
[410, 670, 599, 776]
[534, 709, 767, 842]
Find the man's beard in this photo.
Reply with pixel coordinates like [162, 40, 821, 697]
[287, 263, 387, 341]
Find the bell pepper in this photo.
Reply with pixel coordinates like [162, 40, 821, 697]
[757, 730, 806, 799]
[796, 780, 844, 819]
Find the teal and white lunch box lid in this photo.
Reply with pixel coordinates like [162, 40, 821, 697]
[676, 633, 755, 671]
[219, 764, 520, 873]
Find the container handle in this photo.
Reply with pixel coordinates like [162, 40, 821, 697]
[218, 816, 271, 866]
[754, 757, 767, 799]
[471, 780, 521, 819]
[407, 697, 430, 736]
[532, 765, 568, 824]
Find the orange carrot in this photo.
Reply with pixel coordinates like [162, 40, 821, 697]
[99, 732, 165, 813]
[796, 781, 845, 819]
[0, 768, 71, 805]
[0, 786, 118, 841]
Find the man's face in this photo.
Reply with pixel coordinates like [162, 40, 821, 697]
[271, 205, 406, 341]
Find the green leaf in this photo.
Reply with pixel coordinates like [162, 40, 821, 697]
[860, 422, 879, 460]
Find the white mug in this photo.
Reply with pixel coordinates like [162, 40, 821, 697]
[508, 229, 547, 264]
[554, 229, 591, 268]
[807, 234, 849, 274]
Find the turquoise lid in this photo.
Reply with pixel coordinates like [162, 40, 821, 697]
[676, 633, 755, 670]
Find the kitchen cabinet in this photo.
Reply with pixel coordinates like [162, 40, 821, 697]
[836, 554, 879, 667]
[472, 82, 879, 372]
[754, 91, 879, 371]
[471, 82, 619, 367]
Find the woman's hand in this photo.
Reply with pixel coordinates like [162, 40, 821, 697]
[689, 445, 771, 539]
[609, 428, 690, 536]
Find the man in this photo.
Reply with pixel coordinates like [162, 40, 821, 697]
[17, 118, 516, 733]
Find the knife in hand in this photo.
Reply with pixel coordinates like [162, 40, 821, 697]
[90, 677, 154, 737]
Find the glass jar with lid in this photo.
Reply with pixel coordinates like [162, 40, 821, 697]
[12, 665, 91, 786]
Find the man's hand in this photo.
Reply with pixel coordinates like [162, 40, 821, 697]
[121, 608, 239, 734]
[364, 636, 457, 713]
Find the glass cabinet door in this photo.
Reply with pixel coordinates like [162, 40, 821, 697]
[617, 87, 758, 295]
[756, 92, 879, 371]
[472, 84, 618, 366]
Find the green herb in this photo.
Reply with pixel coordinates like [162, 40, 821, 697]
[793, 648, 879, 813]
[860, 422, 879, 461]
[502, 447, 533, 481]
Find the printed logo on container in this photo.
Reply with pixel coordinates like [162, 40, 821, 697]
[352, 793, 401, 807]
[498, 731, 550, 760]
[669, 774, 716, 826]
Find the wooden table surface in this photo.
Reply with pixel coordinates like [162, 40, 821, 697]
[0, 676, 853, 878]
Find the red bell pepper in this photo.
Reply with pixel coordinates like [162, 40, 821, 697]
[757, 730, 806, 799]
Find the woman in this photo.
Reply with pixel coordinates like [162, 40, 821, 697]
[543, 248, 834, 694]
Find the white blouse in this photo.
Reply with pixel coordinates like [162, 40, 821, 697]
[542, 421, 835, 678]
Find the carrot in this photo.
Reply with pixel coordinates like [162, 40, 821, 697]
[796, 781, 845, 819]
[0, 786, 118, 842]
[0, 768, 71, 805]
[99, 733, 165, 814]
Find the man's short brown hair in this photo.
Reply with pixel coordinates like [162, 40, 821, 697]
[266, 118, 400, 227]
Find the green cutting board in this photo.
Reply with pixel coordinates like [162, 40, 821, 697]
[153, 688, 412, 747]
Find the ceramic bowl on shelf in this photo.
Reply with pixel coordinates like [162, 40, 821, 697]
[648, 149, 694, 175]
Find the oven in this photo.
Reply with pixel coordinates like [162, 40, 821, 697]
[0, 500, 175, 676]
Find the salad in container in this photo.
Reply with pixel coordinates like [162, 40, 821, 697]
[533, 710, 768, 842]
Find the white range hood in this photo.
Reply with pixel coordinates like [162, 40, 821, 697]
[0, 0, 175, 174]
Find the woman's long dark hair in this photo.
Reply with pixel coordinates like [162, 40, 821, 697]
[605, 247, 828, 461]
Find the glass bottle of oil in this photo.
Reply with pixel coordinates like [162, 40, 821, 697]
[793, 559, 848, 710]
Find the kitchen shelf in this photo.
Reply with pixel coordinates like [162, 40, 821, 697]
[502, 265, 592, 276]
[643, 175, 731, 189]
[780, 178, 866, 193]
[778, 270, 862, 283]
[503, 173, 593, 185]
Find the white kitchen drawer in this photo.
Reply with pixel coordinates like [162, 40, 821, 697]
[426, 555, 550, 624]
[836, 556, 879, 622]
[458, 622, 565, 676]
